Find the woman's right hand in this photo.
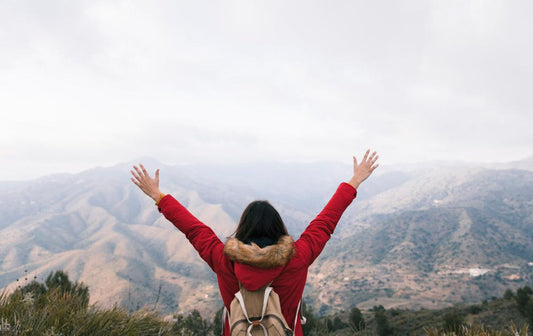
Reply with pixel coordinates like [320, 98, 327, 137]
[348, 150, 379, 189]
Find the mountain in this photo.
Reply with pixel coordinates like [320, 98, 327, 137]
[0, 163, 232, 316]
[309, 167, 533, 314]
[0, 159, 532, 317]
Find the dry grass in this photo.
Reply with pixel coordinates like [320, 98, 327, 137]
[423, 324, 529, 336]
[0, 288, 175, 336]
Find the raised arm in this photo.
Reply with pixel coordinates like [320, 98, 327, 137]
[130, 164, 225, 272]
[295, 150, 379, 265]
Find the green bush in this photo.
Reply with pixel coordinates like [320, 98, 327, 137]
[301, 300, 318, 335]
[503, 288, 514, 300]
[1, 286, 173, 335]
[469, 305, 482, 315]
[443, 309, 465, 334]
[0, 270, 181, 336]
[349, 306, 366, 331]
[375, 307, 393, 336]
[516, 286, 532, 313]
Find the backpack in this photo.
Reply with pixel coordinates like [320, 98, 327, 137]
[224, 283, 300, 336]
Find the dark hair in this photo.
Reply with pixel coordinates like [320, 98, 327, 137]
[234, 200, 288, 243]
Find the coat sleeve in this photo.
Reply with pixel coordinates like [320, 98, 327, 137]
[157, 195, 225, 273]
[294, 182, 357, 265]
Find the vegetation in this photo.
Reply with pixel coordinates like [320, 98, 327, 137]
[374, 305, 394, 336]
[349, 307, 365, 331]
[298, 288, 531, 336]
[0, 272, 531, 335]
[0, 271, 217, 336]
[515, 286, 533, 326]
[442, 308, 465, 334]
[424, 324, 529, 336]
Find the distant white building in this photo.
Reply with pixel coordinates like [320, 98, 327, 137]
[469, 268, 490, 277]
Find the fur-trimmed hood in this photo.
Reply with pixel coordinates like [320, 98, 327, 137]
[223, 235, 295, 291]
[224, 235, 295, 268]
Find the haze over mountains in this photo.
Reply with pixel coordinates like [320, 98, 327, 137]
[0, 157, 532, 316]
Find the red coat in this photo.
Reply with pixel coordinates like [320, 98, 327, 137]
[158, 182, 357, 335]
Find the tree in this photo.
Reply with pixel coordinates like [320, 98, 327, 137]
[211, 306, 224, 335]
[349, 307, 366, 331]
[183, 309, 209, 334]
[301, 300, 318, 335]
[468, 305, 482, 315]
[332, 316, 347, 330]
[373, 305, 386, 313]
[516, 286, 532, 313]
[525, 300, 533, 326]
[375, 307, 393, 336]
[443, 309, 464, 334]
[171, 309, 210, 335]
[503, 288, 515, 300]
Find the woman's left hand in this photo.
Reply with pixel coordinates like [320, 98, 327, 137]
[131, 164, 162, 202]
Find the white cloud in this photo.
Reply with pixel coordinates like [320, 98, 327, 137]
[0, 0, 532, 180]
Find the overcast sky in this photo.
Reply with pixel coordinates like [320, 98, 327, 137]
[1, 0, 532, 180]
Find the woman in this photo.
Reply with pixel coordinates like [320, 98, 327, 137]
[131, 150, 379, 336]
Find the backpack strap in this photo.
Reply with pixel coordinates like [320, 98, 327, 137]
[294, 300, 307, 329]
[222, 306, 230, 336]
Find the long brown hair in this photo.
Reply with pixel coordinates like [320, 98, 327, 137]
[234, 200, 289, 243]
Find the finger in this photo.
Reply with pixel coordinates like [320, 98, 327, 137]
[353, 156, 358, 167]
[140, 164, 148, 176]
[371, 154, 379, 164]
[131, 170, 142, 182]
[155, 169, 160, 181]
[362, 150, 369, 162]
[131, 177, 140, 186]
[133, 166, 143, 177]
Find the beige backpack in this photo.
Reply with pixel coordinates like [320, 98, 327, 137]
[224, 284, 301, 336]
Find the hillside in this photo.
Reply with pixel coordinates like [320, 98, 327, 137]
[319, 295, 530, 336]
[309, 167, 533, 314]
[0, 164, 235, 316]
[1, 159, 532, 316]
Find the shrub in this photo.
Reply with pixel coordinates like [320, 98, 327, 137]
[525, 300, 533, 327]
[171, 309, 211, 335]
[469, 305, 482, 315]
[515, 286, 532, 313]
[443, 309, 465, 334]
[375, 308, 393, 336]
[349, 307, 366, 331]
[301, 300, 318, 335]
[503, 288, 514, 300]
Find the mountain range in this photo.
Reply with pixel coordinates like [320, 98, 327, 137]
[0, 157, 532, 317]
